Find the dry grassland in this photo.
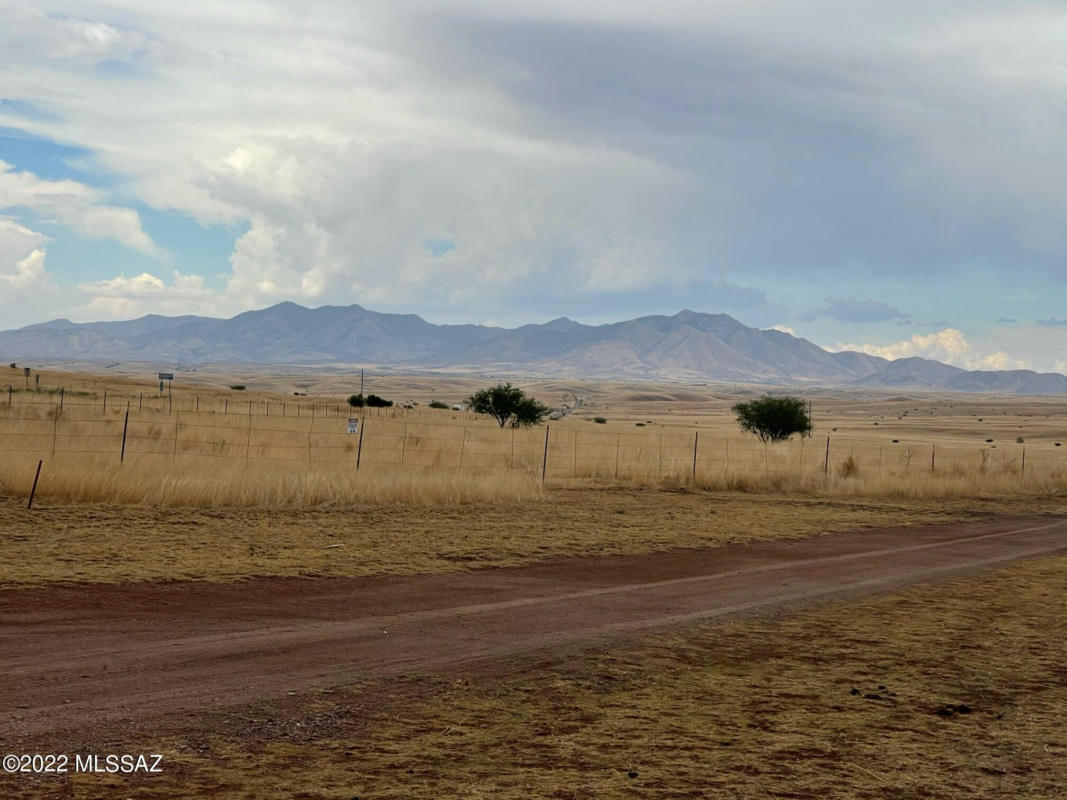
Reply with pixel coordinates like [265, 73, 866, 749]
[2, 488, 1064, 587]
[3, 367, 1067, 506]
[13, 553, 1065, 799]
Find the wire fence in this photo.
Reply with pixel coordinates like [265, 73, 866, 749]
[2, 395, 1064, 481]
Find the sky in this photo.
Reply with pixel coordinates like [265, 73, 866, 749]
[1, 1, 1066, 372]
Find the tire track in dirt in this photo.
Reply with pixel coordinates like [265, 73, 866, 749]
[2, 515, 1065, 743]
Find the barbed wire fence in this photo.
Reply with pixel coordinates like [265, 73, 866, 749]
[2, 386, 1063, 482]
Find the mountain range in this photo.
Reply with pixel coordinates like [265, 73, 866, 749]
[2, 302, 1065, 393]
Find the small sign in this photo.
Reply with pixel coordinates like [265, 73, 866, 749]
[347, 418, 360, 435]
[158, 372, 174, 381]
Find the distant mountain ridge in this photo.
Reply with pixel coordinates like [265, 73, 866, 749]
[2, 302, 1064, 393]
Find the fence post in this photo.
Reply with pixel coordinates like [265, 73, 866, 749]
[103, 391, 107, 414]
[307, 417, 313, 464]
[541, 424, 550, 483]
[401, 422, 408, 465]
[196, 395, 199, 412]
[173, 412, 180, 457]
[355, 418, 364, 470]
[120, 408, 130, 463]
[27, 459, 43, 509]
[60, 387, 64, 411]
[458, 427, 467, 469]
[823, 436, 830, 475]
[1021, 446, 1026, 475]
[245, 413, 252, 459]
[931, 444, 936, 473]
[6, 385, 10, 405]
[169, 392, 172, 414]
[692, 431, 699, 480]
[139, 393, 142, 412]
[52, 415, 58, 454]
[615, 433, 620, 479]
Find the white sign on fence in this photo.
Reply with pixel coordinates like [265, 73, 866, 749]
[347, 418, 359, 435]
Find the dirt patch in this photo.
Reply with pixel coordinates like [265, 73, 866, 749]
[1, 514, 1064, 752]
[4, 546, 1066, 798]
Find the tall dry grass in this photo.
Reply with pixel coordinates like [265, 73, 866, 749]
[0, 453, 543, 507]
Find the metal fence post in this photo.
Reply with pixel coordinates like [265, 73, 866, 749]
[120, 408, 130, 463]
[692, 431, 699, 480]
[824, 436, 830, 475]
[541, 424, 550, 483]
[27, 459, 43, 509]
[355, 418, 364, 470]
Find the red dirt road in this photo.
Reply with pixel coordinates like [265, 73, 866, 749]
[2, 515, 1065, 746]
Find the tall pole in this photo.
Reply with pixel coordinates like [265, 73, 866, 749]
[360, 368, 364, 397]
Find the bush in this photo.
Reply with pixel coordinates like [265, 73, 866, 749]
[594, 417, 607, 424]
[1016, 436, 1025, 443]
[229, 385, 246, 391]
[731, 396, 812, 443]
[428, 400, 449, 409]
[348, 393, 392, 407]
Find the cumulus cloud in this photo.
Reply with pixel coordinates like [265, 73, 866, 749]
[0, 218, 51, 289]
[76, 269, 220, 319]
[0, 161, 160, 255]
[833, 329, 1029, 371]
[768, 324, 797, 336]
[3, 1, 1067, 326]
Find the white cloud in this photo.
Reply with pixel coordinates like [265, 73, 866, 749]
[0, 218, 51, 289]
[833, 328, 1029, 371]
[768, 324, 796, 336]
[0, 161, 160, 255]
[1, 1, 1067, 345]
[76, 269, 224, 320]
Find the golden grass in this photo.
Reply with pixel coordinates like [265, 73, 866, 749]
[5, 366, 1067, 506]
[0, 452, 542, 507]
[17, 554, 1066, 799]
[2, 487, 1063, 586]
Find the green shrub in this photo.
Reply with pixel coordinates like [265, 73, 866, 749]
[429, 400, 449, 409]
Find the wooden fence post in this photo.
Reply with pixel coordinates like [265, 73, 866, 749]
[103, 391, 107, 414]
[931, 444, 936, 473]
[692, 431, 699, 480]
[823, 436, 830, 475]
[60, 387, 64, 411]
[355, 418, 364, 470]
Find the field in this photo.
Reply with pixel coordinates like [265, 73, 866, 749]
[1, 365, 1066, 798]
[3, 366, 1067, 508]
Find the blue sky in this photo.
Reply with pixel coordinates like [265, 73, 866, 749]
[1, 2, 1066, 372]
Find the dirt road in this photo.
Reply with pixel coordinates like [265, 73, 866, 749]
[2, 515, 1065, 745]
